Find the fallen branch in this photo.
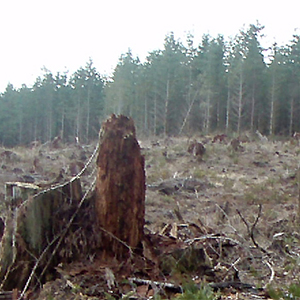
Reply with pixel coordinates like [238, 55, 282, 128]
[186, 234, 240, 246]
[208, 281, 259, 293]
[215, 203, 247, 243]
[263, 260, 275, 288]
[236, 205, 269, 255]
[128, 277, 183, 294]
[129, 278, 261, 296]
[222, 257, 241, 281]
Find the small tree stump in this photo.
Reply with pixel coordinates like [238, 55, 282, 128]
[0, 179, 84, 290]
[5, 182, 40, 209]
[187, 140, 206, 159]
[95, 115, 145, 259]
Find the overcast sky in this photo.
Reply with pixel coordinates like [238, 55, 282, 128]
[0, 0, 299, 93]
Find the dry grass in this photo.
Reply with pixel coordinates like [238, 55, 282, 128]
[0, 135, 300, 297]
[143, 135, 300, 291]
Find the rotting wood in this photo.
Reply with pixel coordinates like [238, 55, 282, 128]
[18, 145, 101, 298]
[5, 182, 40, 210]
[95, 114, 145, 259]
[0, 290, 20, 300]
[0, 178, 85, 291]
[0, 115, 147, 294]
[0, 143, 99, 294]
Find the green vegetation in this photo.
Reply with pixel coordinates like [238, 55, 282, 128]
[174, 283, 218, 300]
[1, 23, 300, 147]
[268, 282, 300, 299]
[193, 168, 206, 179]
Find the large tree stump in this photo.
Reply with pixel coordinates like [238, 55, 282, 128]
[95, 115, 145, 258]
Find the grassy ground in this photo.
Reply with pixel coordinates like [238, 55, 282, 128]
[0, 134, 300, 299]
[142, 135, 300, 297]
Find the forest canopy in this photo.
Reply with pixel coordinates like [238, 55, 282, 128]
[1, 23, 300, 147]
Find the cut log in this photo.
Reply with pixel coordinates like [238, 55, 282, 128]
[95, 114, 145, 259]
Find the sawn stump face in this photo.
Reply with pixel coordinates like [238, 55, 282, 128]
[95, 115, 145, 258]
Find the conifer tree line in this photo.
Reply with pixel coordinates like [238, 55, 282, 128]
[1, 23, 300, 147]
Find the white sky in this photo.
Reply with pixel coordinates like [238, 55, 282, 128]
[0, 0, 299, 93]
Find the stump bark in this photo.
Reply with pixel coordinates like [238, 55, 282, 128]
[0, 179, 84, 290]
[95, 114, 145, 258]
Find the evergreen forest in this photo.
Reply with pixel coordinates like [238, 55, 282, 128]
[1, 23, 300, 147]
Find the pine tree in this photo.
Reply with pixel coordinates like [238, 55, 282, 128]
[287, 35, 300, 134]
[243, 23, 266, 132]
[226, 34, 246, 134]
[69, 59, 105, 142]
[155, 33, 188, 136]
[272, 45, 293, 135]
[267, 43, 281, 135]
[193, 34, 226, 133]
[105, 50, 140, 117]
[0, 84, 19, 146]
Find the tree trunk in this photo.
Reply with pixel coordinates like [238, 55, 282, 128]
[269, 73, 275, 135]
[76, 94, 80, 140]
[205, 91, 211, 134]
[86, 85, 91, 143]
[225, 79, 231, 134]
[144, 96, 148, 135]
[250, 85, 255, 132]
[164, 79, 170, 138]
[154, 93, 157, 136]
[179, 89, 199, 135]
[237, 71, 243, 135]
[95, 114, 145, 259]
[289, 97, 294, 136]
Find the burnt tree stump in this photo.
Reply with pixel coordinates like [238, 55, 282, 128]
[95, 115, 145, 259]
